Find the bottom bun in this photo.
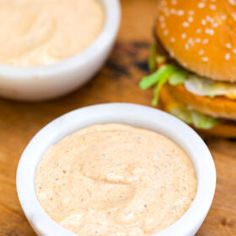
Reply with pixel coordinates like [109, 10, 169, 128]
[160, 85, 236, 138]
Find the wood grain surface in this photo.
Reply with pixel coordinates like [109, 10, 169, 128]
[0, 1, 235, 235]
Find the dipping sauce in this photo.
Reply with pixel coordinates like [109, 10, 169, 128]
[35, 124, 197, 236]
[0, 0, 104, 66]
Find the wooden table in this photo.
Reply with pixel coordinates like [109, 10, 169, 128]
[0, 1, 235, 235]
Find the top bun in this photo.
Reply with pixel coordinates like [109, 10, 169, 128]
[156, 0, 236, 82]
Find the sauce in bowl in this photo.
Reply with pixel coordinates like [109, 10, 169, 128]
[0, 0, 104, 66]
[35, 124, 197, 236]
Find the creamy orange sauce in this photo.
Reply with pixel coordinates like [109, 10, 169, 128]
[0, 0, 104, 66]
[35, 124, 197, 236]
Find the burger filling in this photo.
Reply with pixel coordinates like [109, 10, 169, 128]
[184, 76, 236, 99]
[139, 44, 236, 129]
[164, 102, 218, 130]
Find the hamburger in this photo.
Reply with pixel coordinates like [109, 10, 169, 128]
[139, 0, 236, 138]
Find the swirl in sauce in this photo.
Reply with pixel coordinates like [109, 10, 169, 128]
[35, 124, 197, 236]
[0, 0, 104, 66]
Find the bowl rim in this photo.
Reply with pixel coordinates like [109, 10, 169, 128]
[0, 0, 120, 80]
[16, 103, 216, 236]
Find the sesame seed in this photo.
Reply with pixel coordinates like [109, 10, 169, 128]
[178, 10, 185, 16]
[196, 28, 202, 34]
[198, 2, 206, 8]
[170, 37, 176, 43]
[182, 62, 188, 67]
[171, 0, 177, 5]
[225, 53, 231, 60]
[212, 22, 219, 28]
[188, 38, 194, 46]
[205, 28, 215, 35]
[164, 9, 170, 17]
[183, 22, 189, 27]
[206, 16, 214, 23]
[160, 23, 166, 29]
[195, 38, 201, 43]
[159, 16, 165, 22]
[181, 33, 187, 39]
[188, 16, 194, 22]
[170, 9, 177, 15]
[202, 39, 209, 44]
[233, 49, 236, 54]
[202, 57, 209, 62]
[170, 50, 175, 57]
[188, 10, 195, 15]
[201, 19, 207, 25]
[185, 44, 190, 50]
[221, 15, 227, 21]
[210, 4, 216, 10]
[198, 49, 205, 55]
[229, 0, 236, 6]
[232, 13, 236, 21]
[226, 43, 232, 49]
[164, 30, 169, 36]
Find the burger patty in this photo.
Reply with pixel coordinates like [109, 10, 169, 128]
[160, 85, 236, 138]
[165, 84, 236, 120]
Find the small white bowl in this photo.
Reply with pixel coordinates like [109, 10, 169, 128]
[16, 103, 216, 236]
[0, 0, 120, 101]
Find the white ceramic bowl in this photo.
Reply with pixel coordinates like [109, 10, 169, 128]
[0, 0, 120, 101]
[16, 103, 216, 236]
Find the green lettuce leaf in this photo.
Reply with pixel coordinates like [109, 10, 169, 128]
[170, 106, 218, 129]
[169, 70, 188, 86]
[139, 64, 188, 106]
[139, 65, 179, 105]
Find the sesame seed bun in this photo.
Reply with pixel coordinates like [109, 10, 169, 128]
[156, 0, 236, 82]
[160, 84, 236, 138]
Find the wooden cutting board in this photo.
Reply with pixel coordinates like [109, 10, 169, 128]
[0, 1, 235, 235]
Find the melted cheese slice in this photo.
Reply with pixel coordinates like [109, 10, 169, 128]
[184, 75, 236, 99]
